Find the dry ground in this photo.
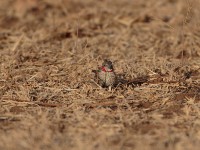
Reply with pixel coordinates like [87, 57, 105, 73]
[1, 0, 200, 149]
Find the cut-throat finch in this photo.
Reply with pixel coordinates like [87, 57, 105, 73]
[92, 59, 117, 88]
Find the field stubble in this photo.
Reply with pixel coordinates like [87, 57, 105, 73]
[1, 0, 200, 150]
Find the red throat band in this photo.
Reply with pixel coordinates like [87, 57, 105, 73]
[101, 67, 113, 72]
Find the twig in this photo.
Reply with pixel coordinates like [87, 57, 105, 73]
[11, 34, 24, 52]
[35, 102, 62, 107]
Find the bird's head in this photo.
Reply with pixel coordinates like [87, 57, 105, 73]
[101, 59, 114, 72]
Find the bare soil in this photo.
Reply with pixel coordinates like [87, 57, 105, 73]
[1, 0, 200, 150]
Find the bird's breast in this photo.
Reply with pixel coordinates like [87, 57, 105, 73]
[98, 71, 116, 86]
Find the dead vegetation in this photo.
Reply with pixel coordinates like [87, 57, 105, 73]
[0, 0, 200, 149]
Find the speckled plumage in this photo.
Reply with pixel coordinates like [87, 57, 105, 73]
[93, 60, 117, 87]
[98, 69, 116, 87]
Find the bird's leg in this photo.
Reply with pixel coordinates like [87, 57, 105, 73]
[108, 86, 112, 92]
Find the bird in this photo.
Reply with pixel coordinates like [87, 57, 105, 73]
[92, 59, 117, 89]
[92, 60, 148, 90]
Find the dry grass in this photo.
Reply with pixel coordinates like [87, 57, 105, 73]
[1, 0, 200, 149]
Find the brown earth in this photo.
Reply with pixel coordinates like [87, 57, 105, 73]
[1, 0, 200, 150]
